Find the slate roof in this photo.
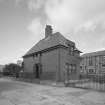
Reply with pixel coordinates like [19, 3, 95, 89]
[23, 32, 75, 57]
[81, 50, 105, 57]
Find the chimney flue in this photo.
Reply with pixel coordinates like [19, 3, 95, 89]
[45, 25, 53, 38]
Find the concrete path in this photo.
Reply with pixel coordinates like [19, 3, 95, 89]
[0, 78, 105, 105]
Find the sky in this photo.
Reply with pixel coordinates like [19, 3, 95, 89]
[0, 0, 105, 64]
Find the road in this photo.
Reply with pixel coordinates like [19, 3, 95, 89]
[0, 78, 31, 93]
[0, 78, 104, 105]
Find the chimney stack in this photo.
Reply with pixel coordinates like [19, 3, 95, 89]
[45, 25, 53, 38]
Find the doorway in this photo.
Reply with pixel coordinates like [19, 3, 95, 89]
[34, 64, 40, 78]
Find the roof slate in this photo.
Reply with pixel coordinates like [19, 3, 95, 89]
[24, 32, 75, 57]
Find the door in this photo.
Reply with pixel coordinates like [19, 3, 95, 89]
[33, 64, 40, 78]
[36, 64, 40, 78]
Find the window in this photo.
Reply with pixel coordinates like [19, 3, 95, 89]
[103, 56, 105, 59]
[80, 66, 83, 73]
[35, 53, 38, 57]
[88, 69, 95, 73]
[85, 66, 87, 70]
[68, 46, 74, 56]
[89, 57, 93, 66]
[65, 63, 76, 73]
[102, 64, 105, 67]
[71, 46, 74, 55]
[80, 66, 82, 69]
[69, 64, 76, 73]
[102, 56, 105, 64]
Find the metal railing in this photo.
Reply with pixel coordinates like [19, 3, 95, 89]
[68, 74, 105, 91]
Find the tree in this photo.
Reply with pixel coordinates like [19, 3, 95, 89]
[3, 63, 22, 77]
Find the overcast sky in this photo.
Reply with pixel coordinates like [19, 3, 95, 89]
[0, 0, 105, 64]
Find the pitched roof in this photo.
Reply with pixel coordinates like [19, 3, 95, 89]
[23, 32, 75, 57]
[81, 50, 105, 57]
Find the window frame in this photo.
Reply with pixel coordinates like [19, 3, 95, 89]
[68, 45, 74, 56]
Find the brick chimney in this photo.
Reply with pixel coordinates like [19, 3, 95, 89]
[45, 25, 53, 38]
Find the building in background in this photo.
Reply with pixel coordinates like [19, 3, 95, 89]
[0, 65, 4, 73]
[80, 50, 105, 75]
[23, 25, 81, 82]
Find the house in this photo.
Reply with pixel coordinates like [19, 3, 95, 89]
[23, 25, 81, 82]
[80, 50, 105, 75]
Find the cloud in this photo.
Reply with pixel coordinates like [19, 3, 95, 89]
[21, 0, 105, 52]
[46, 0, 105, 33]
[27, 0, 46, 10]
[76, 16, 105, 33]
[26, 0, 105, 32]
[15, 0, 22, 3]
[28, 18, 45, 41]
[73, 16, 105, 52]
[45, 0, 80, 33]
[0, 0, 4, 2]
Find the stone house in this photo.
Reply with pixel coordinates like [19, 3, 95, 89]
[80, 50, 105, 75]
[23, 25, 81, 82]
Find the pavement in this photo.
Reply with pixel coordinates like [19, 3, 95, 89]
[0, 78, 105, 105]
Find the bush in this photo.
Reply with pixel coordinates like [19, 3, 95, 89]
[3, 63, 22, 77]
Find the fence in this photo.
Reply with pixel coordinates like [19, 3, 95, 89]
[68, 74, 105, 91]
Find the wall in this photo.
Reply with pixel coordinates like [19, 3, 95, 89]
[23, 56, 35, 78]
[80, 56, 96, 74]
[60, 47, 81, 81]
[23, 47, 81, 81]
[59, 48, 67, 81]
[23, 56, 34, 73]
[23, 48, 60, 80]
[41, 48, 59, 81]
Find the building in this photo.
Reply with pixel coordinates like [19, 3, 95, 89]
[0, 65, 4, 73]
[80, 50, 105, 75]
[23, 25, 81, 82]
